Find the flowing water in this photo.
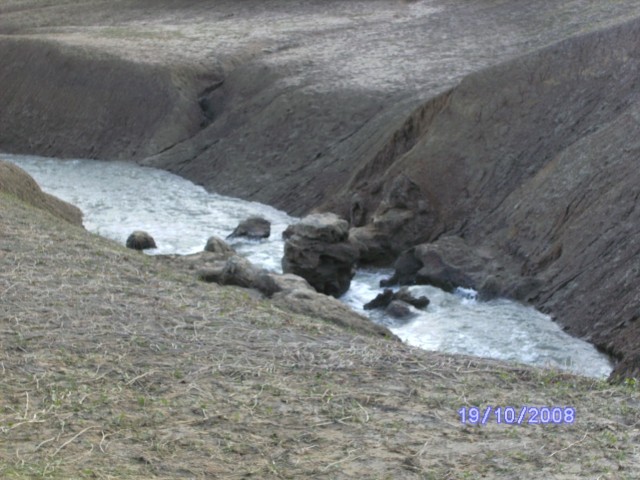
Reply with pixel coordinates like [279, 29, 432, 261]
[3, 154, 613, 378]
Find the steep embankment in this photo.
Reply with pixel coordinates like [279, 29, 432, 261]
[0, 36, 220, 160]
[338, 18, 640, 379]
[2, 0, 640, 212]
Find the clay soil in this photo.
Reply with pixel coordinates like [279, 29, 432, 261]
[1, 189, 640, 479]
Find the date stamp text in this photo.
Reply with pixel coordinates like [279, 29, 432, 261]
[458, 406, 575, 425]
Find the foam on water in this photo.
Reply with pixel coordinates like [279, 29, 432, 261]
[4, 154, 613, 378]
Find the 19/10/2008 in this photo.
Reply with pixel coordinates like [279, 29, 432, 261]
[458, 406, 575, 425]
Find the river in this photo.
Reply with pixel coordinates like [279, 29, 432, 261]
[3, 154, 613, 378]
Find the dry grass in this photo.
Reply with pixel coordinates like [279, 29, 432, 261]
[1, 192, 639, 479]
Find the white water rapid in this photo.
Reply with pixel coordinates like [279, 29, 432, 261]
[4, 154, 613, 378]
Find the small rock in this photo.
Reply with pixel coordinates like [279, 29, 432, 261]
[385, 300, 415, 319]
[126, 230, 156, 250]
[364, 287, 429, 311]
[395, 286, 430, 309]
[197, 267, 225, 283]
[227, 217, 271, 239]
[205, 235, 235, 255]
[364, 289, 395, 310]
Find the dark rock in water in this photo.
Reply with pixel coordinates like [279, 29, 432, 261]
[282, 213, 358, 297]
[395, 286, 430, 309]
[364, 289, 394, 310]
[205, 235, 236, 255]
[365, 286, 429, 312]
[126, 230, 156, 250]
[385, 236, 506, 294]
[380, 249, 422, 286]
[227, 216, 271, 240]
[385, 300, 415, 320]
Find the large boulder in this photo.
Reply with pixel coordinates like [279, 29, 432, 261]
[227, 216, 271, 240]
[282, 213, 359, 297]
[126, 230, 157, 251]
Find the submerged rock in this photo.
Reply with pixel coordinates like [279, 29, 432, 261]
[282, 213, 358, 297]
[227, 216, 271, 240]
[126, 230, 156, 250]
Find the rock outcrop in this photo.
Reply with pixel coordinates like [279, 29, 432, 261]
[271, 288, 395, 339]
[282, 213, 358, 297]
